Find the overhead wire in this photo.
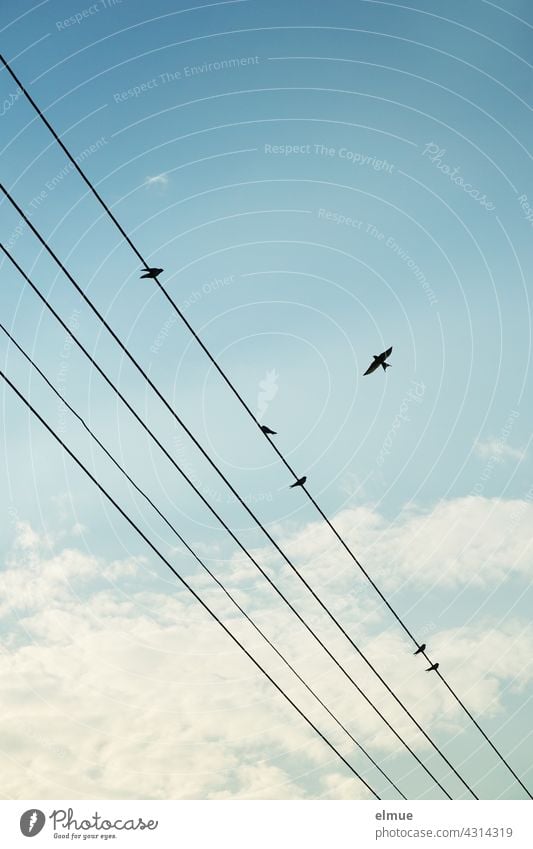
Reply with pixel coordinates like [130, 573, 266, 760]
[0, 366, 383, 801]
[2, 49, 522, 795]
[0, 318, 408, 799]
[2, 52, 514, 797]
[0, 198, 475, 798]
[0, 240, 457, 798]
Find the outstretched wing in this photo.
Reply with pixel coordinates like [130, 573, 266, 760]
[364, 360, 378, 375]
[382, 346, 393, 360]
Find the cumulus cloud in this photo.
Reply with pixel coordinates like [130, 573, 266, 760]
[252, 496, 533, 590]
[0, 523, 375, 800]
[0, 503, 531, 800]
[474, 439, 526, 463]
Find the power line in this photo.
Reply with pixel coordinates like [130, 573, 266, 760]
[0, 319, 407, 799]
[1, 49, 523, 796]
[0, 366, 382, 801]
[0, 241, 455, 799]
[0, 191, 474, 801]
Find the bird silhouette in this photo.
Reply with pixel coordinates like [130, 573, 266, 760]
[261, 425, 277, 435]
[425, 662, 439, 672]
[413, 643, 426, 655]
[364, 346, 393, 375]
[140, 267, 163, 279]
[290, 476, 307, 489]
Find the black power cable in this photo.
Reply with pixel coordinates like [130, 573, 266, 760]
[1, 49, 524, 799]
[1, 241, 455, 798]
[0, 319, 407, 799]
[1, 50, 524, 797]
[0, 366, 382, 801]
[0, 201, 473, 800]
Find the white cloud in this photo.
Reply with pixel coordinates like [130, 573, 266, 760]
[0, 523, 376, 800]
[1, 505, 532, 800]
[474, 438, 526, 463]
[144, 174, 169, 188]
[253, 496, 533, 590]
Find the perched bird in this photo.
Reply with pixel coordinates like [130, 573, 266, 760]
[140, 267, 164, 279]
[261, 425, 277, 436]
[425, 662, 439, 672]
[290, 476, 307, 489]
[364, 346, 393, 375]
[413, 643, 426, 655]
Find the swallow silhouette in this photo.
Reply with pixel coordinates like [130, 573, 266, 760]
[364, 346, 393, 375]
[261, 425, 277, 435]
[413, 643, 426, 655]
[290, 476, 307, 488]
[425, 662, 439, 672]
[140, 267, 163, 279]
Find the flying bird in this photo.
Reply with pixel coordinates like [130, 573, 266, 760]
[140, 267, 164, 279]
[261, 425, 277, 435]
[425, 662, 439, 672]
[290, 476, 307, 488]
[413, 643, 426, 655]
[364, 346, 393, 375]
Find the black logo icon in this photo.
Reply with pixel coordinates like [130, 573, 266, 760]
[20, 810, 46, 837]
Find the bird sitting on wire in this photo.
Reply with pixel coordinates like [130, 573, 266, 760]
[140, 267, 164, 279]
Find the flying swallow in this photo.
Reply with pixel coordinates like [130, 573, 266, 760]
[261, 425, 277, 435]
[290, 476, 307, 488]
[425, 662, 439, 672]
[413, 643, 426, 655]
[364, 346, 393, 375]
[140, 267, 164, 279]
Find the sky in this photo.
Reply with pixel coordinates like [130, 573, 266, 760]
[0, 0, 532, 801]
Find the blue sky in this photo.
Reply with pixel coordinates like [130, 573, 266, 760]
[1, 0, 532, 800]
